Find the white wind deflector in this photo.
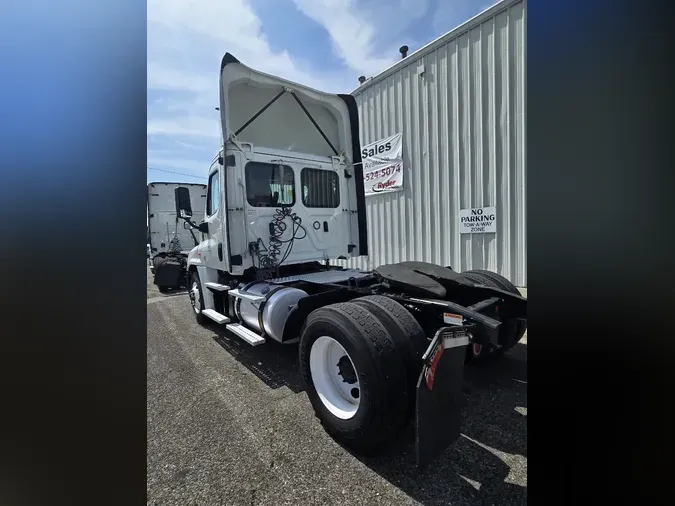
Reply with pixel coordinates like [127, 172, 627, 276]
[219, 54, 353, 161]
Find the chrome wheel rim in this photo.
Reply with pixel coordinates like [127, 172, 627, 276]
[189, 279, 200, 313]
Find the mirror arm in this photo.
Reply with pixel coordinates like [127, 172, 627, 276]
[186, 225, 199, 247]
[176, 215, 206, 246]
[178, 215, 200, 230]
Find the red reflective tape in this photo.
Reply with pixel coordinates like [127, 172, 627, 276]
[424, 340, 445, 391]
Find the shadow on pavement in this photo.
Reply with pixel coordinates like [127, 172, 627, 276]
[210, 326, 305, 393]
[146, 266, 189, 299]
[462, 343, 527, 459]
[353, 432, 527, 506]
[209, 324, 527, 505]
[159, 288, 189, 297]
[353, 344, 527, 505]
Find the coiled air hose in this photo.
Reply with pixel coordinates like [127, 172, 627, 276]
[257, 206, 307, 272]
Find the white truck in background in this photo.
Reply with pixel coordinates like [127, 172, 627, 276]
[147, 182, 207, 292]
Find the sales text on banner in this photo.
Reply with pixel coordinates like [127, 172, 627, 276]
[361, 133, 404, 196]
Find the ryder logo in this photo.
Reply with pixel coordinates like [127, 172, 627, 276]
[371, 180, 397, 193]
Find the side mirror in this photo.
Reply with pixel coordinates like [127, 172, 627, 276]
[198, 222, 208, 234]
[174, 187, 193, 218]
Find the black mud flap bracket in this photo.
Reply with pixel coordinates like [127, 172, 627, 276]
[416, 325, 470, 469]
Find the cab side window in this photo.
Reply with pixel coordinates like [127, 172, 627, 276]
[207, 171, 220, 216]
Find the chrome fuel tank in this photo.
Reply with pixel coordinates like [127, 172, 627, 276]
[235, 282, 308, 342]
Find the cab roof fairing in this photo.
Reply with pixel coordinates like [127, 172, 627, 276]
[217, 53, 355, 163]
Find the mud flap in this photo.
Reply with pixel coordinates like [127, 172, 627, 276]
[416, 326, 470, 469]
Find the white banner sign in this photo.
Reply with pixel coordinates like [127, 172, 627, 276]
[459, 206, 497, 234]
[361, 133, 404, 196]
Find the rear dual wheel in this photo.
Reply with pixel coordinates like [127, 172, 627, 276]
[154, 255, 170, 293]
[153, 254, 183, 293]
[299, 300, 420, 452]
[352, 295, 427, 422]
[151, 254, 165, 274]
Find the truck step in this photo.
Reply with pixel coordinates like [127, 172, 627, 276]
[205, 282, 231, 292]
[225, 323, 266, 346]
[228, 288, 265, 303]
[201, 309, 231, 324]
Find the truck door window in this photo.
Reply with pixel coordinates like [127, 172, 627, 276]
[301, 168, 340, 208]
[245, 162, 295, 207]
[207, 171, 220, 216]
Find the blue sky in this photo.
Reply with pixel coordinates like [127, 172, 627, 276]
[147, 0, 495, 184]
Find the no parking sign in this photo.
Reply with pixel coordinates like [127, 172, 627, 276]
[458, 206, 497, 234]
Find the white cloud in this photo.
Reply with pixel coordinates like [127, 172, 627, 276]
[147, 0, 353, 96]
[147, 117, 220, 139]
[292, 0, 394, 77]
[432, 0, 498, 34]
[147, 0, 436, 177]
[147, 62, 212, 94]
[147, 150, 213, 176]
[147, 0, 358, 176]
[292, 0, 430, 77]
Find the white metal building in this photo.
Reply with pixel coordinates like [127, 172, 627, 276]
[337, 0, 526, 287]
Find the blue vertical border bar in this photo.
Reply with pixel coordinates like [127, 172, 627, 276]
[0, 2, 148, 505]
[528, 0, 675, 504]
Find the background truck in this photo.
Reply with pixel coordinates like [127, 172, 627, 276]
[147, 182, 207, 292]
[175, 53, 527, 467]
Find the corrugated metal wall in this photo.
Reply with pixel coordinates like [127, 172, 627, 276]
[337, 0, 526, 287]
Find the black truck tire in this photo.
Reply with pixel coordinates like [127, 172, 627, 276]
[299, 302, 409, 452]
[352, 295, 427, 423]
[153, 254, 185, 292]
[464, 269, 519, 294]
[153, 255, 169, 293]
[154, 255, 171, 293]
[463, 270, 527, 351]
[461, 270, 527, 361]
[152, 254, 165, 272]
[188, 270, 208, 325]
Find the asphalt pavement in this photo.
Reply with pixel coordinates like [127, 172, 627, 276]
[147, 268, 527, 505]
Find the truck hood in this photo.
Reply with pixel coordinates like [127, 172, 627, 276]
[218, 53, 362, 166]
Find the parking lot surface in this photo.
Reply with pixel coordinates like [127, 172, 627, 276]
[147, 269, 527, 505]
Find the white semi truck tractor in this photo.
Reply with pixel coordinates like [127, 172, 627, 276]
[174, 53, 527, 467]
[147, 182, 207, 292]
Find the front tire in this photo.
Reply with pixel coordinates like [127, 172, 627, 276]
[299, 302, 408, 452]
[188, 270, 207, 325]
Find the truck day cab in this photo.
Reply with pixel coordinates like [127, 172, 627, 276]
[173, 53, 527, 467]
[147, 182, 207, 292]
